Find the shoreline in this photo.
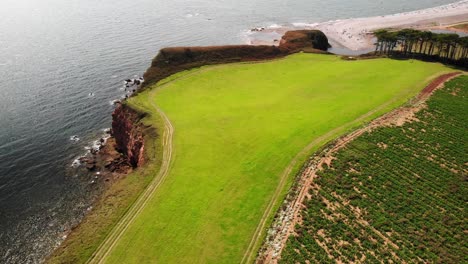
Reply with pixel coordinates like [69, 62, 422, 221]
[247, 1, 468, 52]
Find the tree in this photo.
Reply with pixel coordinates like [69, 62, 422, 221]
[372, 28, 467, 66]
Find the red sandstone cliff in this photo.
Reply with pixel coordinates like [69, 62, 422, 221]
[111, 103, 146, 168]
[142, 30, 330, 88]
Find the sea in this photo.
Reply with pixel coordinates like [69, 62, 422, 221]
[0, 0, 461, 262]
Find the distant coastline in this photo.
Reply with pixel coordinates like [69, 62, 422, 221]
[248, 0, 468, 52]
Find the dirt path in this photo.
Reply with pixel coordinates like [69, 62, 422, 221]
[255, 72, 461, 264]
[87, 93, 174, 264]
[87, 57, 293, 264]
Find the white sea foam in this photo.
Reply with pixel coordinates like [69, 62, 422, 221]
[71, 128, 111, 167]
[71, 158, 81, 168]
[291, 22, 319, 28]
[89, 134, 111, 152]
[268, 24, 282, 29]
[185, 13, 200, 18]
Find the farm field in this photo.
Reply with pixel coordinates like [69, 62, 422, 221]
[99, 53, 454, 263]
[280, 75, 467, 263]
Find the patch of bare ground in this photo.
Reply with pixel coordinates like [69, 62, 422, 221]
[256, 72, 461, 264]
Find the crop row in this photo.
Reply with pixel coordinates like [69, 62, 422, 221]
[280, 76, 467, 263]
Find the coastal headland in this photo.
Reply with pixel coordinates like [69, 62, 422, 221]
[47, 29, 331, 263]
[48, 4, 467, 262]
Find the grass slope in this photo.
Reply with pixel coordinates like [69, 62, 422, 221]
[280, 75, 467, 263]
[104, 54, 452, 263]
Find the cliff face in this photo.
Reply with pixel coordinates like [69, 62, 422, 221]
[111, 103, 146, 168]
[142, 45, 284, 89]
[142, 30, 330, 88]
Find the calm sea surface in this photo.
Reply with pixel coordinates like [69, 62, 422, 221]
[0, 0, 459, 262]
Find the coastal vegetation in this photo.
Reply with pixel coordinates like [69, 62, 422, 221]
[279, 75, 467, 263]
[92, 53, 453, 263]
[374, 29, 468, 66]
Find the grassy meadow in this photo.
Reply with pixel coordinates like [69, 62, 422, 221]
[101, 53, 453, 263]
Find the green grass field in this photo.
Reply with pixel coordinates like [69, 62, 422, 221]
[280, 75, 467, 263]
[102, 53, 453, 263]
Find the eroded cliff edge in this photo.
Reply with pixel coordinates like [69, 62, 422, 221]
[111, 103, 147, 168]
[142, 30, 330, 88]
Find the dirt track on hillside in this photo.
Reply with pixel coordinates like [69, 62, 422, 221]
[255, 72, 462, 264]
[87, 94, 174, 264]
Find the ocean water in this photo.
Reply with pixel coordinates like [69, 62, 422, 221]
[0, 0, 460, 262]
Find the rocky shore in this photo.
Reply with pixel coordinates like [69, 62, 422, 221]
[76, 104, 147, 183]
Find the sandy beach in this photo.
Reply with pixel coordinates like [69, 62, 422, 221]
[248, 0, 468, 52]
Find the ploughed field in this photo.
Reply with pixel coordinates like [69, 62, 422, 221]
[280, 76, 467, 263]
[104, 54, 453, 263]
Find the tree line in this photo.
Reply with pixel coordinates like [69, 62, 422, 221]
[374, 29, 468, 66]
